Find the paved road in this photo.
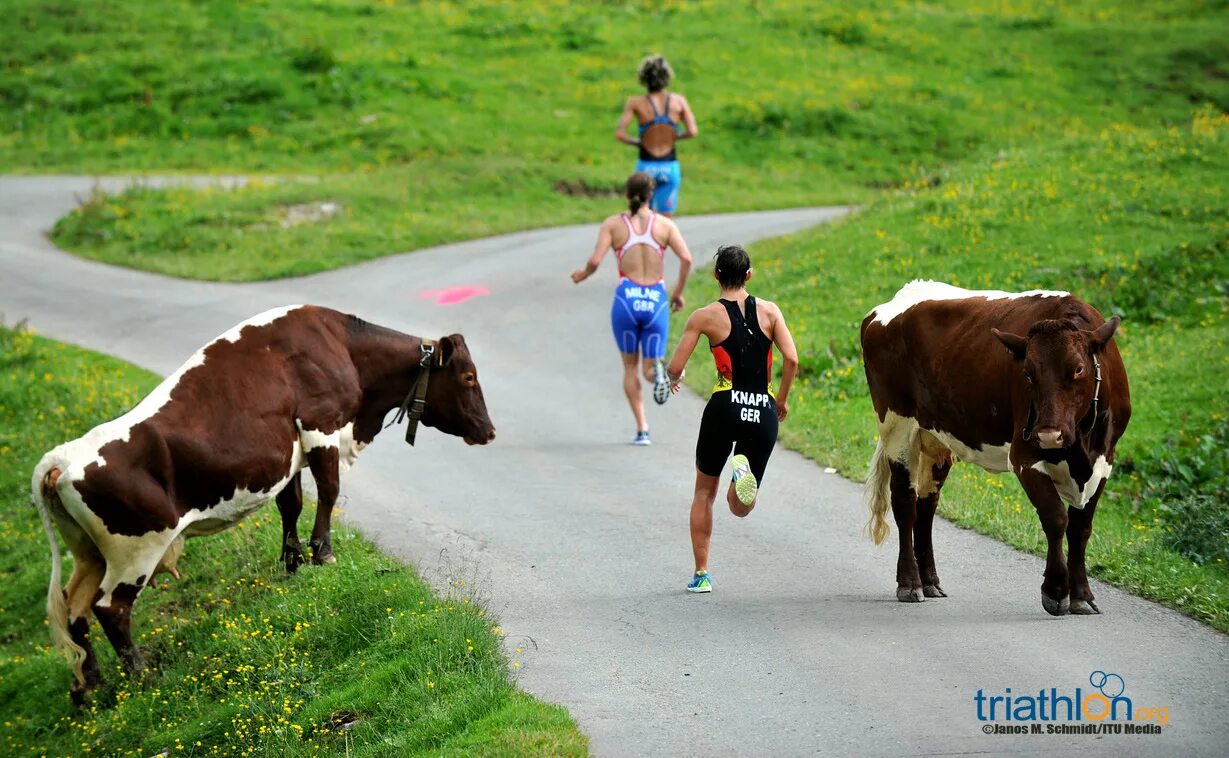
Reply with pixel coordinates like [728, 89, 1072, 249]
[2, 176, 1226, 757]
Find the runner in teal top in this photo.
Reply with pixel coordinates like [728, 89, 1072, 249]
[614, 56, 698, 217]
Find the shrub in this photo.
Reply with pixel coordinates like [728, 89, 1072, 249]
[1141, 426, 1229, 567]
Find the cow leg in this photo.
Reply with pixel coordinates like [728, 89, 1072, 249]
[91, 533, 178, 678]
[889, 460, 924, 602]
[914, 453, 952, 598]
[1067, 481, 1105, 615]
[1017, 468, 1070, 616]
[92, 580, 146, 677]
[307, 448, 341, 565]
[65, 555, 105, 704]
[276, 472, 307, 573]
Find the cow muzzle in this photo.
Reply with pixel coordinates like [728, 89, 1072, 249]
[465, 427, 496, 446]
[1035, 428, 1065, 449]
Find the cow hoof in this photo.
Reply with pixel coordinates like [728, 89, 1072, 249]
[1042, 592, 1070, 616]
[283, 550, 305, 574]
[1069, 598, 1100, 615]
[896, 586, 925, 603]
[923, 584, 947, 598]
[312, 553, 337, 566]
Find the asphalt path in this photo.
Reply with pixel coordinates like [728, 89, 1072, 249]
[2, 176, 1226, 757]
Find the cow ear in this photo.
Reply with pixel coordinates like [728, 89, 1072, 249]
[436, 334, 465, 365]
[1086, 315, 1121, 354]
[991, 328, 1028, 362]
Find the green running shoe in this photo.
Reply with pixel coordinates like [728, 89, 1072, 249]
[687, 571, 712, 593]
[731, 454, 758, 505]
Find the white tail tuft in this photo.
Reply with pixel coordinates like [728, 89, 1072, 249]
[864, 439, 892, 545]
[32, 463, 87, 686]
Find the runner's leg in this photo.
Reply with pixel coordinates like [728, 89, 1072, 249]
[640, 288, 671, 404]
[653, 161, 681, 217]
[693, 396, 732, 575]
[726, 402, 779, 515]
[621, 352, 649, 433]
[612, 287, 649, 434]
[691, 469, 721, 574]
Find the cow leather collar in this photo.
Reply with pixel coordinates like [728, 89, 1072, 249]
[1021, 354, 1103, 443]
[389, 339, 440, 446]
[1081, 353, 1104, 436]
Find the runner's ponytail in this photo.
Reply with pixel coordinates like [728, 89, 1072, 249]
[627, 172, 654, 215]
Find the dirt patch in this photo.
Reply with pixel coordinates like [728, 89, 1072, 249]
[553, 179, 621, 198]
[279, 200, 342, 228]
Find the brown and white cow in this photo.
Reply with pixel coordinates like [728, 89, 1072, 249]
[860, 281, 1130, 617]
[31, 305, 495, 702]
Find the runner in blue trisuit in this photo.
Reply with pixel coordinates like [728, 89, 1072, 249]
[572, 172, 693, 445]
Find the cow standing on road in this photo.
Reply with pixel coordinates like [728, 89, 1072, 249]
[32, 305, 495, 703]
[860, 281, 1130, 616]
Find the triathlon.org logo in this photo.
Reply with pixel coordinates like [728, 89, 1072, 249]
[974, 672, 1169, 735]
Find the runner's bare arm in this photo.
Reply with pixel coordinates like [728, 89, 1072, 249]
[677, 94, 698, 140]
[765, 302, 799, 421]
[614, 98, 640, 147]
[666, 308, 706, 390]
[666, 222, 693, 312]
[572, 220, 614, 283]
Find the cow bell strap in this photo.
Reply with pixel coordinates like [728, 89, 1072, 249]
[1079, 354, 1103, 436]
[389, 339, 440, 446]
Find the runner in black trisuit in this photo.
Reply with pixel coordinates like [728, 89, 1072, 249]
[665, 244, 799, 593]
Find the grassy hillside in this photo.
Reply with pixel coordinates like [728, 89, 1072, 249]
[0, 325, 586, 757]
[676, 108, 1229, 630]
[1, 0, 1220, 278]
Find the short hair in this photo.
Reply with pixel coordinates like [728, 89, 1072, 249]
[637, 55, 673, 92]
[714, 245, 752, 289]
[626, 171, 654, 214]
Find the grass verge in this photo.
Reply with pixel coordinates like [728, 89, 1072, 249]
[0, 325, 586, 756]
[675, 109, 1229, 631]
[8, 0, 1223, 279]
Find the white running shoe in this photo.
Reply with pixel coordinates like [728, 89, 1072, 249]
[652, 360, 670, 405]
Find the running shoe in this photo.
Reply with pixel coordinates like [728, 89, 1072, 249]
[652, 360, 670, 405]
[633, 430, 652, 446]
[687, 571, 712, 593]
[731, 454, 758, 505]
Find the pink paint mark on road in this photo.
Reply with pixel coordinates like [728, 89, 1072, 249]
[418, 286, 490, 305]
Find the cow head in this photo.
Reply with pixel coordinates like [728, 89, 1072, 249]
[421, 334, 496, 446]
[992, 316, 1120, 449]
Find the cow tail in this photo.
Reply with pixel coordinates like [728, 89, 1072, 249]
[32, 462, 87, 685]
[864, 438, 892, 545]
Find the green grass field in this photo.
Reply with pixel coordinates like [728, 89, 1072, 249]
[7, 0, 1223, 279]
[0, 326, 586, 757]
[676, 109, 1229, 630]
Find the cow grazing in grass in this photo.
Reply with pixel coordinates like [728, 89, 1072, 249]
[860, 281, 1130, 617]
[32, 305, 495, 703]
